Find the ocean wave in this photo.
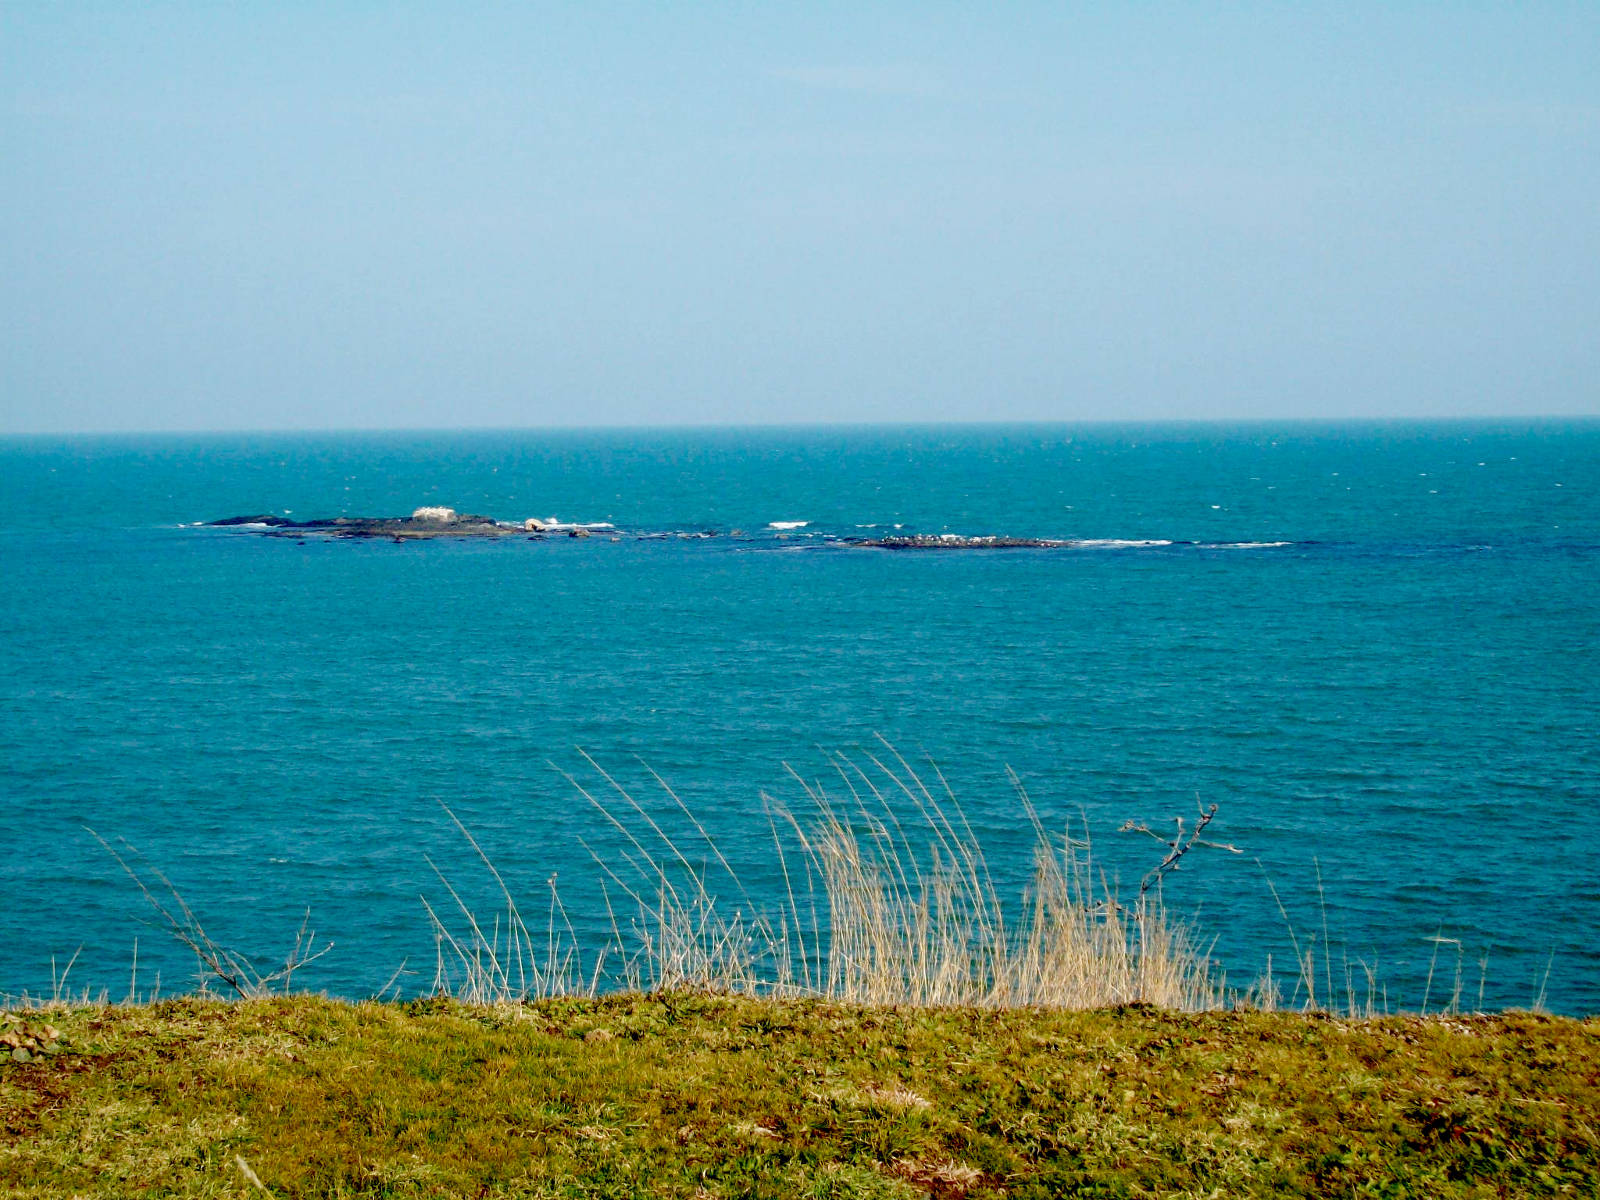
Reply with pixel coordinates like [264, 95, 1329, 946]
[768, 520, 809, 530]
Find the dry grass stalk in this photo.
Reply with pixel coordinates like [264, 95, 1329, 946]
[768, 744, 1222, 1009]
[87, 829, 332, 1000]
[566, 750, 806, 997]
[421, 803, 585, 1003]
[86, 744, 1233, 1010]
[420, 743, 1226, 1008]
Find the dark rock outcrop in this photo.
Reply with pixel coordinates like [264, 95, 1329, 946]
[862, 534, 1071, 550]
[207, 513, 510, 539]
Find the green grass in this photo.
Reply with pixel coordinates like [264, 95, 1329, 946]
[4, 994, 1597, 1198]
[21, 750, 1590, 1194]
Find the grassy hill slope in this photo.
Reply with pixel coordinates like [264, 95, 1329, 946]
[4, 995, 1597, 1198]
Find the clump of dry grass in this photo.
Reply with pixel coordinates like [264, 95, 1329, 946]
[561, 752, 794, 996]
[1245, 862, 1509, 1020]
[772, 743, 1222, 1009]
[420, 740, 1230, 1009]
[419, 803, 594, 1004]
[85, 742, 1235, 1010]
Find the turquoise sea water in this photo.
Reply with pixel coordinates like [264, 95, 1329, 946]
[3, 421, 1597, 1012]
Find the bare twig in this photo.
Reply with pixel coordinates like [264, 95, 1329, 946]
[1121, 799, 1241, 896]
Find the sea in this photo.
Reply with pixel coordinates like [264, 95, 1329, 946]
[3, 421, 1597, 1013]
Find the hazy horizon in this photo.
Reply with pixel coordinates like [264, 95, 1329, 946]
[7, 413, 1600, 442]
[5, 3, 1597, 434]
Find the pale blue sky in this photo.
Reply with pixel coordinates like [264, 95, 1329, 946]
[3, 2, 1597, 432]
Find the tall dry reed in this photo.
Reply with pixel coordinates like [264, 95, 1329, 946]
[771, 744, 1220, 1008]
[82, 743, 1233, 1010]
[421, 741, 1227, 1009]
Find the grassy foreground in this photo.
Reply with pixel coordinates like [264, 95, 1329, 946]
[4, 997, 1599, 1198]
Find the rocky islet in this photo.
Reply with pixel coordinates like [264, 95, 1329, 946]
[206, 508, 1077, 549]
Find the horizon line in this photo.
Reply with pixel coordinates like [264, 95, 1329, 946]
[5, 412, 1598, 439]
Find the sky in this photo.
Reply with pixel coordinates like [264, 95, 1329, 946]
[3, 2, 1597, 433]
